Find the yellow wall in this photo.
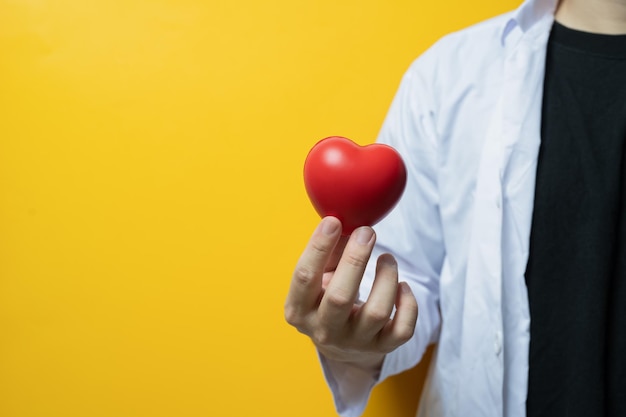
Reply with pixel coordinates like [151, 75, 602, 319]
[0, 1, 520, 416]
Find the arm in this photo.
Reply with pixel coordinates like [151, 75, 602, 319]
[284, 218, 419, 411]
[286, 48, 445, 417]
[320, 56, 445, 415]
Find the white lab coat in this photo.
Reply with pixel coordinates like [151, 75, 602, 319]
[319, 0, 560, 416]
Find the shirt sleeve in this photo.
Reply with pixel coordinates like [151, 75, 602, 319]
[317, 45, 446, 417]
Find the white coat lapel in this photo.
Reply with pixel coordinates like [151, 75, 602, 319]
[457, 14, 554, 417]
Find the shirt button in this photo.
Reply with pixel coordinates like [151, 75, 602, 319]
[494, 331, 503, 356]
[496, 195, 502, 209]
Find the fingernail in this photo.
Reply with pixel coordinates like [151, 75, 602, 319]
[321, 217, 340, 236]
[379, 254, 397, 269]
[400, 282, 411, 294]
[355, 227, 374, 246]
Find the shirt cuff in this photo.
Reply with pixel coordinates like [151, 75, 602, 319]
[317, 351, 380, 417]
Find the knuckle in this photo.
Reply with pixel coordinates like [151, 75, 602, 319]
[342, 251, 368, 269]
[310, 239, 331, 257]
[312, 329, 332, 346]
[292, 266, 317, 288]
[284, 304, 302, 327]
[324, 290, 353, 309]
[395, 323, 416, 344]
[364, 306, 392, 324]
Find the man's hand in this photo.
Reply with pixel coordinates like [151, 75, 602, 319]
[284, 216, 418, 372]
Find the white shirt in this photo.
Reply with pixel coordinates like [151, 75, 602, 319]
[319, 0, 560, 416]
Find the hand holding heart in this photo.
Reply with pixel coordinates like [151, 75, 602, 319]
[285, 138, 416, 369]
[284, 216, 418, 369]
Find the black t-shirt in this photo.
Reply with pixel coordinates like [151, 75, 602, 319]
[525, 22, 626, 416]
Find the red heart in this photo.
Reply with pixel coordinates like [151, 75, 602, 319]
[304, 136, 407, 235]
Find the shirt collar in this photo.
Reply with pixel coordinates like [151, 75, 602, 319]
[502, 0, 559, 44]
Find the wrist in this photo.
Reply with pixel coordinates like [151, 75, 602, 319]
[316, 345, 386, 374]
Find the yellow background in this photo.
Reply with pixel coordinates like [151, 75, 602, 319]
[0, 0, 519, 416]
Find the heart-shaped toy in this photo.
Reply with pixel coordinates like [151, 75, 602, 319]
[304, 136, 407, 235]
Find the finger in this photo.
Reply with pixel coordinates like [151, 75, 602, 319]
[325, 235, 349, 273]
[317, 226, 375, 334]
[352, 254, 398, 343]
[285, 217, 342, 327]
[321, 234, 349, 290]
[377, 282, 418, 352]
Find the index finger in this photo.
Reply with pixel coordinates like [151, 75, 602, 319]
[286, 217, 342, 313]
